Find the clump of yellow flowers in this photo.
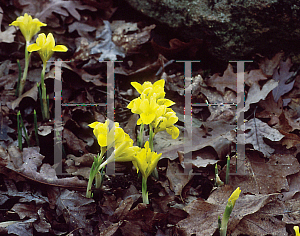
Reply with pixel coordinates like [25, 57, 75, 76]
[10, 13, 46, 97]
[10, 13, 67, 119]
[87, 79, 179, 204]
[127, 79, 179, 148]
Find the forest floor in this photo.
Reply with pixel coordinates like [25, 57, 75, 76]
[0, 0, 300, 236]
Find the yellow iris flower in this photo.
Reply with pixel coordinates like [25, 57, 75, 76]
[134, 141, 162, 179]
[89, 120, 131, 149]
[89, 120, 140, 166]
[228, 187, 241, 207]
[153, 109, 179, 139]
[27, 33, 68, 64]
[10, 13, 46, 43]
[131, 79, 165, 99]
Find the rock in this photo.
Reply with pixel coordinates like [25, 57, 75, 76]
[124, 0, 300, 62]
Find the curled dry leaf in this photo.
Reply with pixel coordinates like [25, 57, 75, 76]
[166, 160, 193, 196]
[0, 147, 88, 189]
[272, 58, 295, 102]
[9, 84, 38, 110]
[237, 79, 278, 119]
[244, 118, 284, 157]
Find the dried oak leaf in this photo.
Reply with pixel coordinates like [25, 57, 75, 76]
[68, 21, 96, 37]
[229, 152, 299, 195]
[157, 120, 235, 161]
[0, 178, 48, 205]
[166, 160, 193, 196]
[207, 63, 237, 95]
[0, 7, 16, 43]
[244, 118, 284, 157]
[176, 185, 278, 236]
[91, 20, 125, 61]
[256, 93, 283, 126]
[0, 147, 88, 188]
[272, 58, 295, 102]
[56, 189, 96, 236]
[11, 203, 51, 233]
[244, 69, 269, 86]
[63, 128, 88, 156]
[237, 79, 278, 119]
[258, 51, 284, 77]
[111, 21, 156, 53]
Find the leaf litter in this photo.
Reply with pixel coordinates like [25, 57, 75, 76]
[0, 1, 300, 235]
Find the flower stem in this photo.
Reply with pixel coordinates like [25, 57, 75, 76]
[137, 123, 144, 147]
[15, 60, 22, 97]
[149, 123, 154, 151]
[17, 111, 22, 150]
[86, 148, 106, 198]
[142, 176, 149, 204]
[41, 62, 49, 120]
[149, 123, 159, 179]
[18, 42, 30, 97]
[225, 155, 230, 185]
[33, 110, 39, 146]
[220, 202, 233, 236]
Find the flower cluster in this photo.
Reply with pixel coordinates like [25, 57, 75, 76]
[87, 119, 163, 203]
[88, 120, 140, 165]
[127, 79, 179, 139]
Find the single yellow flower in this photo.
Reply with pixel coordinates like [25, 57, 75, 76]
[294, 226, 300, 236]
[27, 33, 67, 64]
[152, 107, 179, 139]
[228, 187, 241, 207]
[131, 79, 165, 99]
[134, 141, 162, 179]
[127, 97, 143, 114]
[10, 13, 46, 42]
[89, 120, 130, 149]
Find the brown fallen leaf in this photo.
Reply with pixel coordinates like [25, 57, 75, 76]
[0, 7, 16, 43]
[207, 63, 237, 95]
[63, 128, 88, 156]
[166, 160, 192, 196]
[56, 189, 96, 235]
[157, 120, 235, 161]
[229, 152, 299, 195]
[244, 118, 285, 157]
[258, 51, 284, 77]
[272, 58, 295, 102]
[244, 68, 269, 86]
[237, 79, 278, 118]
[257, 93, 283, 126]
[176, 185, 280, 236]
[0, 147, 88, 189]
[9, 84, 38, 110]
